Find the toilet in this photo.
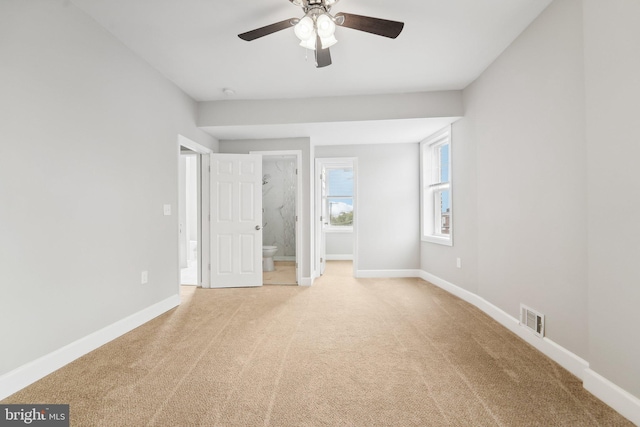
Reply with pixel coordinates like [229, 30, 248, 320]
[262, 246, 278, 272]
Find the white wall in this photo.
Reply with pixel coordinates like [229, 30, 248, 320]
[421, 0, 640, 408]
[316, 144, 420, 273]
[198, 92, 463, 127]
[0, 0, 216, 377]
[423, 0, 588, 358]
[326, 232, 354, 259]
[584, 0, 640, 399]
[469, 0, 588, 358]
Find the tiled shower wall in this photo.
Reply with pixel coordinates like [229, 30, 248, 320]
[262, 158, 296, 258]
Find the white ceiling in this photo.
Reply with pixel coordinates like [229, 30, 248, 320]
[69, 0, 552, 143]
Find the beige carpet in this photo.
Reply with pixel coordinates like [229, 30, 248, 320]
[3, 261, 632, 426]
[263, 261, 297, 285]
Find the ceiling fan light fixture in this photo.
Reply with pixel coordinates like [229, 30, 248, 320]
[316, 13, 336, 38]
[320, 34, 337, 49]
[294, 16, 315, 41]
[299, 36, 317, 50]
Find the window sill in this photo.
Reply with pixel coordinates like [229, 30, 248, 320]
[325, 227, 354, 233]
[422, 235, 453, 247]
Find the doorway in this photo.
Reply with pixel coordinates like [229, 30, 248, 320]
[177, 135, 212, 289]
[315, 158, 358, 278]
[251, 150, 302, 285]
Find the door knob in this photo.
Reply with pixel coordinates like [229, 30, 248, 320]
[255, 225, 261, 230]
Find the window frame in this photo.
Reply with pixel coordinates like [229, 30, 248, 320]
[420, 126, 453, 246]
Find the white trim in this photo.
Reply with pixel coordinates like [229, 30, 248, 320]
[298, 276, 314, 287]
[420, 126, 453, 246]
[325, 227, 354, 234]
[583, 369, 640, 426]
[419, 270, 640, 425]
[326, 254, 353, 261]
[0, 295, 180, 401]
[178, 135, 213, 155]
[357, 269, 423, 279]
[422, 234, 453, 246]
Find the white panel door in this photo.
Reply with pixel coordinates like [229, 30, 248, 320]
[210, 153, 262, 288]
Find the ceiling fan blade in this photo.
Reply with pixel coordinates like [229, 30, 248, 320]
[315, 35, 332, 68]
[238, 18, 297, 41]
[334, 12, 404, 39]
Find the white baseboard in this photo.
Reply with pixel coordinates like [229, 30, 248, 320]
[0, 295, 180, 401]
[326, 254, 353, 261]
[419, 270, 640, 426]
[584, 369, 640, 426]
[298, 276, 313, 287]
[418, 271, 588, 379]
[356, 269, 423, 278]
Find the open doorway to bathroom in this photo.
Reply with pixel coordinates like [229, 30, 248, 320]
[252, 151, 302, 285]
[177, 135, 212, 290]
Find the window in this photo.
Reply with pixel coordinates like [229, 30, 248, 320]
[421, 126, 452, 245]
[325, 166, 353, 229]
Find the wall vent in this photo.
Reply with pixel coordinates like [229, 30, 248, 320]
[520, 304, 545, 337]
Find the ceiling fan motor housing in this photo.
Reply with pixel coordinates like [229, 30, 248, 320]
[290, 0, 339, 13]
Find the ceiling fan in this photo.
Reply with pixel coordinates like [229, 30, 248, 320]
[238, 0, 404, 68]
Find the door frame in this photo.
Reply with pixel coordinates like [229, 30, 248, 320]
[315, 157, 358, 278]
[251, 150, 303, 286]
[177, 135, 212, 288]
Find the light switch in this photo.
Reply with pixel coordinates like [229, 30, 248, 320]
[163, 204, 171, 216]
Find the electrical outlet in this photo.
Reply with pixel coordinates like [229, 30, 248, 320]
[456, 258, 461, 269]
[163, 204, 171, 216]
[141, 271, 149, 284]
